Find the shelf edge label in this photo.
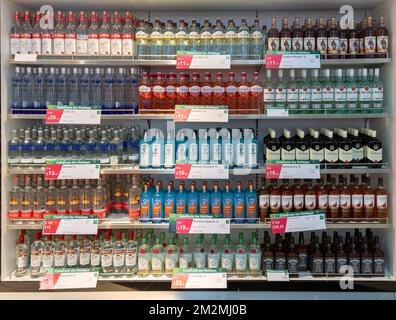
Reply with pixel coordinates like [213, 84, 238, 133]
[175, 217, 231, 234]
[172, 268, 227, 289]
[265, 51, 321, 69]
[46, 105, 101, 125]
[40, 268, 99, 290]
[45, 160, 100, 180]
[175, 163, 229, 179]
[270, 210, 326, 234]
[174, 105, 228, 122]
[42, 215, 99, 235]
[176, 53, 230, 69]
[265, 160, 320, 179]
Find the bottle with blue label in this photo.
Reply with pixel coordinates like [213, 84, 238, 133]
[233, 129, 246, 168]
[151, 182, 164, 223]
[139, 131, 151, 168]
[245, 180, 258, 224]
[211, 181, 223, 218]
[164, 181, 175, 222]
[151, 131, 164, 169]
[198, 130, 210, 164]
[222, 181, 234, 220]
[234, 181, 246, 223]
[175, 181, 187, 214]
[187, 181, 199, 215]
[244, 129, 258, 169]
[199, 181, 211, 216]
[188, 132, 199, 164]
[164, 131, 175, 168]
[140, 183, 152, 222]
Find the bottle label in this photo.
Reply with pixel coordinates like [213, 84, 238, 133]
[317, 37, 327, 54]
[373, 85, 383, 102]
[280, 37, 291, 51]
[298, 253, 308, 269]
[291, 37, 303, 51]
[287, 258, 299, 273]
[259, 194, 269, 209]
[90, 250, 100, 267]
[223, 197, 233, 218]
[303, 37, 315, 51]
[349, 38, 359, 54]
[30, 251, 42, 268]
[79, 252, 90, 266]
[339, 148, 353, 163]
[189, 143, 198, 162]
[17, 251, 28, 268]
[249, 253, 261, 271]
[188, 31, 199, 39]
[364, 194, 375, 209]
[295, 147, 309, 160]
[122, 37, 135, 56]
[359, 85, 372, 102]
[304, 195, 316, 210]
[213, 85, 225, 95]
[311, 257, 323, 274]
[263, 87, 275, 102]
[322, 86, 334, 102]
[318, 194, 328, 209]
[336, 257, 347, 273]
[140, 143, 150, 167]
[188, 197, 198, 214]
[65, 36, 77, 55]
[340, 194, 351, 209]
[349, 258, 360, 274]
[235, 254, 247, 271]
[376, 195, 387, 209]
[88, 37, 99, 55]
[238, 85, 250, 96]
[164, 143, 174, 167]
[212, 31, 224, 39]
[268, 37, 279, 51]
[152, 197, 163, 219]
[328, 194, 339, 208]
[126, 249, 137, 267]
[151, 142, 162, 167]
[335, 85, 347, 102]
[374, 258, 385, 274]
[270, 195, 281, 211]
[77, 35, 88, 54]
[193, 253, 205, 268]
[176, 31, 187, 39]
[151, 255, 163, 271]
[352, 194, 363, 209]
[365, 36, 376, 54]
[325, 148, 338, 163]
[200, 31, 212, 39]
[224, 143, 233, 165]
[352, 146, 364, 162]
[212, 143, 222, 162]
[299, 87, 310, 102]
[234, 197, 244, 218]
[281, 195, 293, 211]
[367, 147, 382, 163]
[211, 196, 221, 215]
[138, 256, 150, 271]
[310, 87, 322, 102]
[236, 143, 245, 166]
[111, 35, 122, 55]
[221, 254, 233, 271]
[293, 194, 304, 210]
[53, 37, 65, 55]
[225, 31, 237, 39]
[246, 195, 257, 218]
[324, 258, 336, 273]
[287, 87, 298, 102]
[42, 252, 54, 268]
[275, 257, 286, 270]
[208, 253, 220, 268]
[101, 251, 113, 267]
[377, 36, 389, 53]
[347, 86, 358, 102]
[237, 31, 250, 39]
[266, 148, 280, 161]
[327, 37, 340, 54]
[263, 257, 274, 271]
[165, 254, 177, 271]
[310, 148, 324, 162]
[362, 258, 373, 274]
[281, 148, 295, 161]
[32, 36, 41, 54]
[99, 34, 111, 55]
[200, 197, 210, 215]
[10, 36, 21, 55]
[140, 197, 150, 218]
[275, 87, 287, 103]
[339, 38, 348, 54]
[54, 251, 66, 267]
[179, 254, 193, 268]
[20, 36, 32, 54]
[135, 31, 148, 39]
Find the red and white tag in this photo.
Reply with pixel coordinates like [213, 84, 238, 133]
[266, 161, 320, 179]
[265, 51, 320, 69]
[45, 162, 100, 180]
[174, 105, 228, 122]
[40, 270, 99, 290]
[175, 164, 229, 180]
[270, 210, 326, 234]
[46, 106, 101, 125]
[171, 271, 227, 289]
[42, 215, 99, 235]
[176, 218, 230, 234]
[176, 54, 230, 69]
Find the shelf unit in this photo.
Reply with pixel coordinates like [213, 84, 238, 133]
[1, 0, 395, 296]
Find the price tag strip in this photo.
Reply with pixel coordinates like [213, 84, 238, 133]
[14, 53, 37, 62]
[42, 215, 99, 235]
[171, 268, 227, 289]
[270, 210, 326, 234]
[266, 106, 289, 117]
[46, 105, 101, 125]
[265, 51, 321, 69]
[266, 270, 290, 282]
[176, 52, 231, 69]
[172, 216, 231, 234]
[175, 164, 229, 179]
[174, 105, 228, 122]
[40, 268, 99, 290]
[265, 160, 320, 179]
[45, 160, 100, 180]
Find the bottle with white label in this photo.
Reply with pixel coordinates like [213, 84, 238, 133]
[295, 129, 310, 161]
[165, 238, 178, 276]
[67, 235, 80, 269]
[235, 130, 246, 168]
[30, 232, 44, 278]
[265, 129, 280, 162]
[310, 69, 322, 113]
[188, 132, 199, 164]
[193, 237, 207, 268]
[90, 234, 101, 269]
[199, 130, 210, 165]
[244, 129, 258, 168]
[211, 133, 222, 165]
[53, 11, 65, 55]
[151, 132, 164, 169]
[372, 68, 383, 112]
[321, 69, 334, 113]
[15, 232, 28, 277]
[79, 235, 92, 268]
[207, 235, 221, 269]
[334, 69, 347, 113]
[113, 231, 125, 274]
[139, 132, 151, 168]
[164, 131, 175, 168]
[125, 231, 138, 275]
[221, 130, 233, 168]
[235, 233, 248, 277]
[358, 68, 372, 113]
[309, 130, 324, 166]
[179, 238, 193, 269]
[263, 70, 275, 109]
[65, 11, 77, 55]
[101, 230, 114, 274]
[346, 69, 359, 113]
[287, 69, 299, 114]
[42, 235, 55, 271]
[298, 69, 311, 113]
[99, 12, 111, 55]
[138, 238, 151, 276]
[281, 129, 295, 161]
[221, 235, 234, 275]
[275, 70, 287, 107]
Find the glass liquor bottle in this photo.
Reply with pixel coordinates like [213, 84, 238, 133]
[323, 236, 336, 275]
[316, 17, 327, 58]
[137, 237, 150, 276]
[267, 17, 279, 52]
[80, 179, 92, 215]
[101, 230, 114, 274]
[76, 11, 88, 55]
[113, 231, 126, 274]
[235, 233, 248, 277]
[221, 234, 234, 276]
[110, 12, 122, 56]
[316, 178, 328, 213]
[360, 239, 373, 276]
[296, 232, 308, 271]
[310, 237, 324, 276]
[8, 176, 22, 220]
[372, 68, 383, 113]
[21, 129, 33, 164]
[328, 178, 340, 221]
[348, 241, 361, 275]
[373, 236, 385, 275]
[90, 233, 101, 269]
[304, 180, 317, 210]
[176, 19, 189, 53]
[20, 175, 33, 219]
[68, 179, 80, 215]
[327, 17, 340, 59]
[275, 70, 287, 108]
[87, 11, 99, 55]
[263, 70, 275, 112]
[280, 17, 291, 51]
[121, 12, 135, 57]
[309, 130, 324, 166]
[55, 179, 68, 215]
[127, 176, 141, 221]
[164, 238, 178, 276]
[295, 129, 309, 161]
[298, 69, 311, 113]
[64, 11, 77, 56]
[178, 238, 192, 269]
[251, 18, 264, 59]
[78, 235, 92, 268]
[258, 178, 269, 222]
[30, 232, 44, 277]
[375, 177, 388, 222]
[207, 235, 221, 269]
[274, 236, 286, 271]
[291, 17, 303, 51]
[262, 238, 274, 274]
[53, 11, 65, 55]
[10, 11, 22, 55]
[285, 69, 298, 114]
[125, 231, 138, 275]
[248, 233, 261, 277]
[66, 235, 80, 268]
[53, 235, 67, 269]
[346, 69, 359, 113]
[20, 11, 32, 54]
[376, 15, 388, 58]
[303, 17, 315, 51]
[310, 69, 322, 113]
[237, 18, 250, 59]
[363, 16, 376, 59]
[212, 18, 225, 55]
[334, 69, 347, 113]
[15, 232, 28, 277]
[99, 11, 111, 56]
[287, 237, 299, 277]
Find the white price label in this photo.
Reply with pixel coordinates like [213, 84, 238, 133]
[40, 269, 99, 290]
[42, 215, 99, 235]
[266, 107, 289, 117]
[174, 105, 228, 122]
[175, 164, 229, 179]
[266, 270, 290, 281]
[14, 53, 37, 61]
[172, 271, 227, 289]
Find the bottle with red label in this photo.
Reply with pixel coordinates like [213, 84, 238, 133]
[250, 72, 263, 113]
[10, 11, 22, 55]
[122, 12, 135, 56]
[267, 17, 280, 52]
[200, 72, 213, 105]
[188, 72, 201, 105]
[31, 11, 41, 55]
[303, 17, 315, 51]
[76, 11, 88, 55]
[110, 11, 122, 56]
[316, 17, 327, 58]
[280, 17, 292, 51]
[165, 73, 177, 110]
[292, 17, 303, 51]
[237, 72, 250, 112]
[226, 72, 238, 111]
[99, 11, 111, 55]
[20, 11, 32, 54]
[53, 11, 65, 55]
[213, 73, 226, 106]
[138, 72, 152, 111]
[88, 11, 99, 55]
[65, 11, 77, 55]
[176, 73, 189, 105]
[152, 72, 166, 110]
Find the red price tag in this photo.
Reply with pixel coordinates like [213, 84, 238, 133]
[265, 163, 282, 179]
[45, 109, 64, 124]
[176, 218, 193, 234]
[174, 108, 191, 122]
[176, 55, 193, 69]
[42, 218, 61, 234]
[40, 273, 61, 290]
[270, 217, 288, 234]
[175, 164, 192, 179]
[44, 164, 63, 180]
[171, 274, 189, 289]
[265, 54, 283, 69]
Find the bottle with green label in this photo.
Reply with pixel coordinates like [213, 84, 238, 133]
[334, 69, 347, 114]
[321, 69, 334, 114]
[179, 238, 193, 269]
[358, 68, 372, 113]
[234, 232, 247, 277]
[371, 68, 383, 113]
[221, 234, 234, 275]
[298, 69, 311, 114]
[248, 233, 262, 277]
[287, 69, 299, 114]
[346, 69, 359, 113]
[310, 69, 322, 114]
[207, 235, 221, 269]
[165, 237, 178, 277]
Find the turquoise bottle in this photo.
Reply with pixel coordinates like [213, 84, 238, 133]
[140, 183, 152, 222]
[199, 181, 211, 216]
[245, 180, 258, 224]
[222, 181, 234, 220]
[234, 181, 246, 224]
[175, 181, 187, 214]
[139, 131, 151, 168]
[151, 182, 164, 223]
[163, 181, 175, 222]
[211, 181, 223, 218]
[187, 181, 199, 215]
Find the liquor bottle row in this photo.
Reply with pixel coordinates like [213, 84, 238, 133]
[258, 176, 388, 223]
[7, 125, 141, 166]
[15, 229, 385, 278]
[140, 180, 258, 223]
[263, 128, 383, 168]
[8, 175, 142, 220]
[11, 67, 141, 114]
[261, 229, 385, 276]
[138, 72, 263, 113]
[267, 16, 388, 58]
[140, 128, 257, 169]
[263, 68, 384, 114]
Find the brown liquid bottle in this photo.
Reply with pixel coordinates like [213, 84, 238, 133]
[310, 237, 324, 276]
[328, 178, 340, 222]
[267, 17, 280, 52]
[340, 176, 352, 221]
[335, 236, 348, 275]
[281, 180, 293, 212]
[316, 178, 328, 213]
[363, 16, 376, 58]
[292, 17, 303, 51]
[316, 16, 327, 58]
[376, 15, 388, 58]
[327, 17, 340, 59]
[324, 236, 336, 275]
[262, 237, 274, 274]
[287, 236, 299, 276]
[274, 236, 287, 270]
[375, 177, 388, 222]
[297, 232, 308, 271]
[360, 238, 373, 276]
[280, 17, 291, 51]
[304, 180, 317, 210]
[348, 241, 361, 275]
[303, 17, 315, 51]
[348, 19, 359, 59]
[293, 179, 304, 211]
[339, 20, 348, 59]
[363, 176, 375, 221]
[258, 178, 269, 222]
[351, 176, 363, 221]
[372, 236, 385, 275]
[269, 180, 281, 214]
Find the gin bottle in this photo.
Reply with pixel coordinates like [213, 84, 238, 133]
[193, 237, 207, 268]
[179, 238, 193, 269]
[67, 235, 80, 268]
[30, 232, 44, 278]
[151, 238, 165, 276]
[212, 18, 225, 54]
[248, 233, 262, 276]
[221, 234, 234, 275]
[15, 232, 28, 277]
[138, 238, 151, 276]
[234, 233, 248, 277]
[207, 235, 221, 269]
[165, 238, 178, 276]
[21, 129, 33, 164]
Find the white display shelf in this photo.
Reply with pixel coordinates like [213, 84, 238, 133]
[8, 113, 390, 121]
[8, 57, 391, 67]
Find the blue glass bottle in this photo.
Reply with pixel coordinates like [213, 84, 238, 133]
[71, 130, 85, 160]
[46, 129, 59, 161]
[211, 181, 223, 218]
[21, 67, 33, 113]
[222, 181, 234, 220]
[33, 67, 46, 114]
[234, 181, 245, 224]
[245, 180, 258, 224]
[199, 182, 211, 216]
[164, 182, 175, 223]
[151, 182, 164, 224]
[187, 182, 199, 215]
[59, 129, 72, 160]
[85, 130, 97, 161]
[125, 68, 139, 114]
[175, 182, 187, 214]
[91, 68, 102, 108]
[140, 183, 152, 223]
[11, 67, 23, 113]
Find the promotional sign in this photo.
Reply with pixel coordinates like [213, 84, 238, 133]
[176, 52, 231, 69]
[270, 210, 326, 234]
[266, 270, 290, 281]
[46, 105, 101, 125]
[174, 105, 228, 122]
[265, 51, 321, 69]
[265, 161, 320, 179]
[266, 106, 289, 117]
[45, 160, 100, 180]
[42, 215, 99, 235]
[175, 164, 229, 179]
[175, 217, 231, 234]
[39, 268, 99, 290]
[171, 268, 227, 289]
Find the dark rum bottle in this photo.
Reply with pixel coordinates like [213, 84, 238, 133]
[267, 17, 279, 52]
[363, 16, 376, 58]
[292, 17, 303, 51]
[327, 17, 340, 59]
[316, 16, 327, 58]
[376, 15, 388, 58]
[348, 19, 359, 59]
[303, 17, 315, 51]
[280, 17, 291, 51]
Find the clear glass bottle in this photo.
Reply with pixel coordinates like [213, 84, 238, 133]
[8, 175, 22, 220]
[30, 232, 44, 278]
[67, 235, 80, 268]
[8, 129, 21, 165]
[20, 175, 33, 220]
[138, 238, 151, 276]
[15, 232, 28, 277]
[234, 233, 248, 277]
[125, 230, 138, 275]
[79, 235, 92, 268]
[113, 231, 126, 274]
[101, 230, 114, 274]
[42, 235, 55, 271]
[207, 235, 221, 269]
[248, 233, 262, 277]
[90, 233, 101, 269]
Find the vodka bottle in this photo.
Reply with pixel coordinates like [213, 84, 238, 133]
[41, 10, 53, 55]
[98, 130, 110, 164]
[110, 12, 122, 56]
[33, 129, 46, 164]
[80, 179, 93, 215]
[76, 11, 88, 55]
[88, 11, 99, 55]
[10, 11, 22, 55]
[46, 180, 58, 215]
[101, 230, 114, 273]
[372, 68, 384, 112]
[92, 176, 107, 218]
[46, 68, 57, 107]
[109, 130, 123, 165]
[42, 235, 55, 271]
[99, 11, 111, 55]
[237, 18, 251, 59]
[65, 11, 77, 55]
[56, 179, 69, 215]
[16, 232, 28, 277]
[33, 67, 46, 111]
[20, 11, 32, 54]
[71, 130, 84, 159]
[79, 235, 92, 268]
[86, 130, 97, 161]
[136, 19, 149, 59]
[53, 11, 65, 55]
[122, 12, 135, 56]
[8, 129, 21, 165]
[46, 129, 59, 161]
[32, 11, 42, 55]
[67, 235, 80, 268]
[113, 231, 125, 273]
[21, 67, 33, 110]
[176, 19, 189, 53]
[68, 67, 80, 106]
[30, 232, 44, 277]
[103, 68, 115, 112]
[54, 235, 67, 268]
[91, 234, 101, 268]
[59, 129, 72, 160]
[8, 176, 21, 219]
[91, 68, 102, 107]
[21, 129, 33, 164]
[125, 68, 139, 113]
[125, 230, 138, 275]
[11, 67, 23, 111]
[80, 68, 91, 106]
[114, 68, 125, 110]
[188, 19, 200, 53]
[57, 67, 68, 105]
